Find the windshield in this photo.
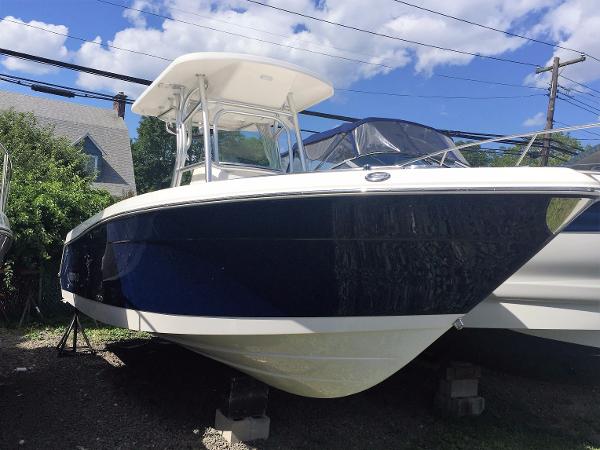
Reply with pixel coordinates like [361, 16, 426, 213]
[303, 119, 467, 171]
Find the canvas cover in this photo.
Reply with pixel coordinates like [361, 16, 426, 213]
[301, 118, 466, 171]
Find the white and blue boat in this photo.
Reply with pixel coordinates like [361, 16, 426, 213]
[59, 53, 600, 397]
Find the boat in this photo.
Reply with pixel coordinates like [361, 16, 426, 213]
[59, 53, 600, 398]
[463, 149, 600, 348]
[0, 143, 12, 263]
[304, 119, 600, 349]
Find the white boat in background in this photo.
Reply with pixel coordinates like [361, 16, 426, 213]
[59, 53, 600, 398]
[303, 120, 600, 349]
[463, 153, 600, 348]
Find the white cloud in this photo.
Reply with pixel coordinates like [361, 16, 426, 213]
[122, 0, 160, 28]
[69, 0, 559, 96]
[523, 111, 546, 127]
[4, 0, 600, 102]
[526, 0, 600, 88]
[0, 16, 69, 74]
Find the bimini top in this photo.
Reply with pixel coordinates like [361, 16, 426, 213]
[301, 117, 467, 171]
[131, 52, 334, 128]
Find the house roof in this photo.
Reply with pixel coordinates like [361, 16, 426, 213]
[0, 89, 136, 196]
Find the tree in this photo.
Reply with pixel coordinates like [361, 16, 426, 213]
[132, 116, 274, 194]
[131, 117, 178, 194]
[0, 109, 113, 317]
[457, 133, 587, 168]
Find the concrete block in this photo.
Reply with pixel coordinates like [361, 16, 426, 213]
[214, 408, 270, 444]
[436, 395, 485, 417]
[438, 378, 479, 398]
[445, 362, 481, 380]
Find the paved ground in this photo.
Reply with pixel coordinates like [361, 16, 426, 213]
[2, 325, 600, 449]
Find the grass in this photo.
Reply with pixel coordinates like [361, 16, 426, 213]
[20, 317, 150, 343]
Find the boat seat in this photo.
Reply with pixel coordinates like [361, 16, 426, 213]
[190, 163, 280, 183]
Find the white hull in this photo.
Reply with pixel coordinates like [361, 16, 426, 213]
[63, 292, 458, 398]
[463, 232, 600, 347]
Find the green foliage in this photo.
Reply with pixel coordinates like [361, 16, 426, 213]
[0, 109, 112, 312]
[219, 131, 269, 167]
[132, 117, 275, 193]
[458, 133, 588, 168]
[131, 116, 179, 194]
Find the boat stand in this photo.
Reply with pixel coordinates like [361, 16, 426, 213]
[214, 374, 270, 444]
[435, 361, 485, 417]
[56, 308, 95, 356]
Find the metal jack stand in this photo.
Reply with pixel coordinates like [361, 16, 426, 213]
[57, 308, 95, 356]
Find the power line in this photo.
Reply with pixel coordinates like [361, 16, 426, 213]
[434, 73, 547, 90]
[558, 84, 600, 106]
[94, 0, 391, 69]
[337, 87, 546, 100]
[390, 0, 600, 63]
[0, 47, 153, 85]
[0, 17, 173, 62]
[555, 119, 600, 139]
[244, 0, 539, 67]
[0, 72, 135, 103]
[2, 47, 591, 150]
[558, 90, 600, 114]
[559, 74, 600, 96]
[163, 3, 384, 62]
[557, 95, 600, 116]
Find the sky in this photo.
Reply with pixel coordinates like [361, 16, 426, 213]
[1, 0, 600, 143]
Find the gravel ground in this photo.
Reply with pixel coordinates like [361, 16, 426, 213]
[2, 325, 600, 449]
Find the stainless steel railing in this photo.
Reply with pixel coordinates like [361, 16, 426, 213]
[0, 143, 11, 213]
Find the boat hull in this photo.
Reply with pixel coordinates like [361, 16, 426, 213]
[59, 168, 600, 396]
[62, 291, 458, 397]
[463, 202, 600, 347]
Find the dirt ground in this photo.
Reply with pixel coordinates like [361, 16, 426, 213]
[2, 325, 600, 450]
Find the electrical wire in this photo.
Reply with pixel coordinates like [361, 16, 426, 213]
[0, 17, 173, 62]
[0, 72, 135, 102]
[162, 2, 384, 61]
[557, 95, 600, 116]
[0, 73, 135, 104]
[93, 0, 391, 69]
[560, 74, 600, 96]
[558, 90, 600, 114]
[337, 88, 546, 100]
[243, 0, 540, 67]
[0, 47, 153, 85]
[434, 73, 547, 90]
[390, 0, 599, 63]
[555, 119, 600, 139]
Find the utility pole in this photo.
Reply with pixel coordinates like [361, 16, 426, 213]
[535, 54, 586, 166]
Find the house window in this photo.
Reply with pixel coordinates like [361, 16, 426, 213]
[75, 135, 103, 180]
[85, 154, 100, 177]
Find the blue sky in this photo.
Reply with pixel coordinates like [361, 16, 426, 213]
[1, 0, 600, 143]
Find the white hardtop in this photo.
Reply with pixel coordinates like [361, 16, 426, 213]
[131, 52, 333, 127]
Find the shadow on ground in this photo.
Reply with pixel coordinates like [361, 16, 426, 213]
[2, 328, 600, 449]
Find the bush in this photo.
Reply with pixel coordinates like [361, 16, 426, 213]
[0, 109, 113, 319]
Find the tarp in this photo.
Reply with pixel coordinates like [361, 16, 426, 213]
[300, 118, 466, 171]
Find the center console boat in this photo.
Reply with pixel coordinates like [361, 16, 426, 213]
[59, 53, 600, 397]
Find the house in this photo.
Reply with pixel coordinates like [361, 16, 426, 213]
[0, 89, 136, 197]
